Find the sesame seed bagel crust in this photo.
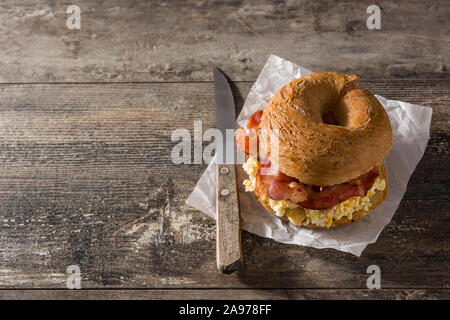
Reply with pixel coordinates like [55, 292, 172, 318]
[258, 72, 393, 186]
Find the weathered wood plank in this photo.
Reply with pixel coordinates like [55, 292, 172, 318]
[0, 80, 448, 289]
[0, 289, 448, 300]
[0, 0, 448, 82]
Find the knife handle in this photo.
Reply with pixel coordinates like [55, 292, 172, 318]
[216, 163, 242, 274]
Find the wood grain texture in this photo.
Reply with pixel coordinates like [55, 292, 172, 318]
[0, 289, 448, 300]
[216, 164, 242, 274]
[0, 80, 448, 292]
[0, 0, 448, 83]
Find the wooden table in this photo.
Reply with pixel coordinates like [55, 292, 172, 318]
[0, 0, 448, 299]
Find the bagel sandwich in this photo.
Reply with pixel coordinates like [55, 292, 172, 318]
[236, 72, 393, 228]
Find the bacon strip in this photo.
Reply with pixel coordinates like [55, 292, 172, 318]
[298, 167, 379, 209]
[258, 160, 379, 210]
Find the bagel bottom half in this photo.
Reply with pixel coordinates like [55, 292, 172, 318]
[248, 162, 388, 229]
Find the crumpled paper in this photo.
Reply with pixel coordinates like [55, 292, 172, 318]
[186, 55, 432, 256]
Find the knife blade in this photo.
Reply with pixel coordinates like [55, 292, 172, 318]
[213, 67, 237, 164]
[213, 67, 242, 274]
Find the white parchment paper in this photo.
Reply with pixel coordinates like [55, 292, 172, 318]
[186, 55, 432, 256]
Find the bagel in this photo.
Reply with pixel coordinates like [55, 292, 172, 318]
[258, 72, 392, 186]
[238, 72, 393, 228]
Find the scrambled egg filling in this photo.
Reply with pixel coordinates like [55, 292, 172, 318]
[242, 157, 386, 228]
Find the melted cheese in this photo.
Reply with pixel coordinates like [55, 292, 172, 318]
[242, 157, 386, 228]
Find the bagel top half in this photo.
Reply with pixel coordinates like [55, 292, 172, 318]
[258, 72, 393, 186]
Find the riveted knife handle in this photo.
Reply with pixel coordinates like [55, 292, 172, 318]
[216, 163, 242, 274]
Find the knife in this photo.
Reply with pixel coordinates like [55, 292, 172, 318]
[213, 67, 242, 274]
